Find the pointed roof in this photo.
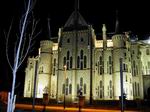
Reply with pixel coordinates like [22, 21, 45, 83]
[63, 0, 88, 31]
[64, 11, 88, 30]
[115, 10, 121, 34]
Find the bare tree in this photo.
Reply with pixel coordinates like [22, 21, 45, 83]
[4, 0, 40, 111]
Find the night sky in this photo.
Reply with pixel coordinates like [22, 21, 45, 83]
[0, 0, 150, 93]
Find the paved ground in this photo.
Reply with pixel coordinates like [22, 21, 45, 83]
[15, 104, 142, 112]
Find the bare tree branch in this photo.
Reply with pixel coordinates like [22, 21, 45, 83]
[4, 20, 14, 71]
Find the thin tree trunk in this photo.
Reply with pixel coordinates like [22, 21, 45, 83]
[7, 0, 31, 111]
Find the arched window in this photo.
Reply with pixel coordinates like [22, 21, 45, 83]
[80, 50, 83, 59]
[67, 51, 70, 60]
[84, 56, 87, 68]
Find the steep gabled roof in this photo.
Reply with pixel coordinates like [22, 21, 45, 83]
[63, 11, 88, 31]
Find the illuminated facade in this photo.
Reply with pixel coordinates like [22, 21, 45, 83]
[24, 6, 150, 102]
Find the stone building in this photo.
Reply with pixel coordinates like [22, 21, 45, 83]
[23, 1, 150, 103]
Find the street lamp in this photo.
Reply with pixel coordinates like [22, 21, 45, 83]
[63, 65, 67, 112]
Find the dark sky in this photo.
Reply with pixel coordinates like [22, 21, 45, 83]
[1, 0, 150, 37]
[0, 0, 150, 92]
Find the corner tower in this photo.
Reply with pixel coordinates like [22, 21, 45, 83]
[36, 40, 53, 97]
[112, 12, 133, 99]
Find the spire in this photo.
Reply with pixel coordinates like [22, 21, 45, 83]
[115, 10, 120, 34]
[102, 24, 107, 49]
[75, 0, 79, 12]
[102, 24, 107, 40]
[47, 18, 51, 40]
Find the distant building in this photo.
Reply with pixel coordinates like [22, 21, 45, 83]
[23, 2, 150, 102]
